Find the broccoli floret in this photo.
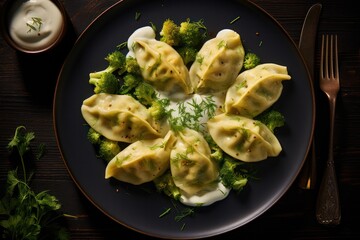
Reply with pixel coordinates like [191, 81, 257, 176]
[210, 145, 224, 163]
[98, 138, 121, 162]
[220, 157, 248, 193]
[119, 73, 143, 94]
[86, 128, 121, 162]
[89, 50, 126, 79]
[125, 56, 141, 75]
[176, 46, 198, 66]
[87, 128, 102, 145]
[243, 52, 261, 70]
[179, 19, 207, 48]
[255, 109, 285, 132]
[159, 19, 181, 46]
[134, 82, 158, 106]
[153, 170, 181, 200]
[148, 98, 171, 121]
[89, 72, 120, 94]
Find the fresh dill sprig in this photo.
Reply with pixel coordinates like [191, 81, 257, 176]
[26, 17, 43, 33]
[168, 95, 217, 133]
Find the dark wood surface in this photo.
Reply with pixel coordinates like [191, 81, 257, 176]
[1, 0, 359, 239]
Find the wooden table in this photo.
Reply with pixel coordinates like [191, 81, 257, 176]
[1, 0, 359, 239]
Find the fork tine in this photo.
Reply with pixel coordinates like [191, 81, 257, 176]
[325, 35, 329, 79]
[334, 35, 339, 80]
[330, 35, 335, 79]
[320, 35, 325, 80]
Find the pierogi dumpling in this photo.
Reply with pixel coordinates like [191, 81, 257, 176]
[207, 113, 282, 162]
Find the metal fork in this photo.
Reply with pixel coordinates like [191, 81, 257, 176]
[315, 34, 341, 225]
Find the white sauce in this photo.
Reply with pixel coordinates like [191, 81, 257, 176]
[180, 182, 230, 206]
[8, 0, 64, 51]
[126, 27, 232, 206]
[126, 26, 156, 58]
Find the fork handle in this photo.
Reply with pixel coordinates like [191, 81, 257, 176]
[316, 97, 341, 225]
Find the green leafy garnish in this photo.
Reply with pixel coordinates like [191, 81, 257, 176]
[159, 208, 171, 218]
[174, 207, 195, 222]
[168, 95, 217, 133]
[0, 126, 71, 239]
[135, 12, 141, 21]
[26, 17, 43, 33]
[230, 16, 241, 24]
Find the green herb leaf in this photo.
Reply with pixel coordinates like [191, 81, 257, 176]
[1, 126, 70, 240]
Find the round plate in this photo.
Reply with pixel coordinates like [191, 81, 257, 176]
[53, 0, 314, 238]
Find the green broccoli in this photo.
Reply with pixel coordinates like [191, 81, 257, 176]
[219, 156, 248, 193]
[86, 128, 121, 162]
[153, 170, 181, 201]
[159, 19, 181, 46]
[148, 98, 171, 121]
[243, 52, 261, 70]
[119, 73, 143, 94]
[98, 138, 121, 162]
[89, 50, 126, 79]
[87, 127, 102, 145]
[159, 18, 207, 65]
[179, 19, 207, 48]
[176, 46, 198, 66]
[210, 145, 224, 163]
[125, 56, 141, 75]
[255, 109, 285, 132]
[134, 82, 158, 106]
[89, 72, 120, 94]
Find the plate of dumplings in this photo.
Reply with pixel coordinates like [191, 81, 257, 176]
[54, 0, 314, 238]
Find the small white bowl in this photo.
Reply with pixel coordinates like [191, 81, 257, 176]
[1, 0, 68, 54]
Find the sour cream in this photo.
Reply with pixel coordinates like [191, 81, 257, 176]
[8, 0, 64, 51]
[180, 182, 230, 206]
[126, 26, 156, 58]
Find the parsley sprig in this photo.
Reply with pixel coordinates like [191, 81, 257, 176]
[0, 126, 71, 240]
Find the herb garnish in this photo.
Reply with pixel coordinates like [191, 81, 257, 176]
[135, 12, 141, 21]
[230, 16, 241, 24]
[159, 208, 171, 218]
[26, 17, 43, 34]
[0, 126, 72, 239]
[174, 207, 195, 222]
[168, 95, 217, 133]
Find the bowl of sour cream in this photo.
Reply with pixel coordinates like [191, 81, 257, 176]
[1, 0, 67, 53]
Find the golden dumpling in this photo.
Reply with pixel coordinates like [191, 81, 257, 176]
[132, 38, 193, 95]
[189, 29, 245, 94]
[207, 113, 282, 162]
[81, 93, 169, 143]
[170, 128, 219, 196]
[225, 63, 291, 117]
[105, 131, 176, 185]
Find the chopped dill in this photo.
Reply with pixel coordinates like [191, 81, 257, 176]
[26, 17, 42, 33]
[174, 207, 195, 222]
[230, 16, 241, 24]
[159, 207, 171, 218]
[135, 12, 141, 21]
[180, 223, 186, 231]
[117, 42, 128, 50]
[168, 95, 217, 133]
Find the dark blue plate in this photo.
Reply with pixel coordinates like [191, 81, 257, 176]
[53, 0, 314, 238]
